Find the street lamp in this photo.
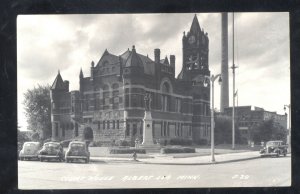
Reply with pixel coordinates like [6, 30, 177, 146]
[284, 104, 291, 153]
[205, 74, 222, 162]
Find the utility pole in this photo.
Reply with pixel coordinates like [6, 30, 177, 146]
[231, 12, 238, 150]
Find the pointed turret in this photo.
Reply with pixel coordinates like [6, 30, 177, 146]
[79, 68, 84, 79]
[103, 49, 109, 55]
[190, 14, 201, 34]
[51, 70, 66, 90]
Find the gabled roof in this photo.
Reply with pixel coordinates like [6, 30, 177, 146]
[96, 49, 120, 67]
[190, 14, 201, 34]
[51, 71, 65, 90]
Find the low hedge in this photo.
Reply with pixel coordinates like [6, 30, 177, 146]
[109, 148, 146, 154]
[169, 138, 193, 146]
[160, 147, 195, 154]
[115, 140, 130, 147]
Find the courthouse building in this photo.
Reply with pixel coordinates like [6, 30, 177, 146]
[50, 15, 211, 145]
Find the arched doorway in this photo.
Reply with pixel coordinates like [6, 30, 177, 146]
[83, 127, 94, 140]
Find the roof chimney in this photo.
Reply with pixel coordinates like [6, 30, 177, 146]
[154, 49, 160, 63]
[170, 55, 175, 68]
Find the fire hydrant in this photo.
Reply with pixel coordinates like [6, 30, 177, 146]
[133, 151, 137, 161]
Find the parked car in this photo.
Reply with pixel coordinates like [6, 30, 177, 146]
[19, 142, 42, 161]
[38, 142, 64, 162]
[65, 141, 90, 163]
[260, 140, 287, 157]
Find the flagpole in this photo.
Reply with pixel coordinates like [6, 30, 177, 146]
[231, 12, 237, 150]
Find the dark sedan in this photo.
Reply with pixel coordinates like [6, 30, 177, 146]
[260, 140, 287, 157]
[65, 141, 90, 163]
[38, 142, 64, 162]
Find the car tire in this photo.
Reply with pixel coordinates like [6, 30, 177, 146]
[284, 153, 287, 157]
[276, 152, 280, 157]
[40, 157, 43, 162]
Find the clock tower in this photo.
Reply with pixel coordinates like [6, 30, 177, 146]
[179, 14, 210, 81]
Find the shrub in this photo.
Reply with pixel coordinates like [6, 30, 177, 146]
[160, 147, 195, 154]
[109, 148, 146, 154]
[115, 140, 130, 147]
[169, 138, 193, 146]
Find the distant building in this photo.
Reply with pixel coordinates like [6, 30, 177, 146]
[223, 106, 287, 143]
[50, 15, 212, 145]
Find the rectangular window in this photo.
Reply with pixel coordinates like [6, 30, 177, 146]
[113, 120, 115, 129]
[126, 124, 130, 136]
[167, 123, 170, 137]
[133, 124, 137, 136]
[98, 121, 100, 130]
[175, 98, 181, 112]
[117, 120, 119, 129]
[180, 124, 183, 136]
[103, 121, 106, 129]
[132, 95, 137, 107]
[140, 124, 143, 136]
[107, 121, 110, 129]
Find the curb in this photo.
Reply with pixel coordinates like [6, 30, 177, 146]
[91, 155, 261, 165]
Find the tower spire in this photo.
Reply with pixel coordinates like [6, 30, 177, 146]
[79, 68, 84, 78]
[190, 14, 201, 34]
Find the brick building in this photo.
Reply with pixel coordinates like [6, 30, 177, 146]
[50, 15, 211, 145]
[223, 106, 287, 143]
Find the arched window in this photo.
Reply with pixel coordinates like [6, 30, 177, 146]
[112, 83, 119, 109]
[161, 82, 170, 111]
[162, 82, 170, 93]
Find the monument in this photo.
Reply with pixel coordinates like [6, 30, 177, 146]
[141, 93, 160, 151]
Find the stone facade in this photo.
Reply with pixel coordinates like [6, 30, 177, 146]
[50, 15, 211, 145]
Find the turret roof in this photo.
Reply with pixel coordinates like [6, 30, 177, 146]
[51, 71, 65, 90]
[190, 14, 201, 34]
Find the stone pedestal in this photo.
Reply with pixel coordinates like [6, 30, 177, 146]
[142, 111, 154, 145]
[141, 111, 160, 152]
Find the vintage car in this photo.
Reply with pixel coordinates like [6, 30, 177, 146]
[38, 142, 64, 162]
[65, 141, 90, 163]
[260, 140, 287, 157]
[19, 142, 42, 160]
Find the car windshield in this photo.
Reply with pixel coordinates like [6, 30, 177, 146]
[266, 141, 281, 146]
[70, 143, 85, 149]
[24, 143, 38, 148]
[45, 143, 60, 149]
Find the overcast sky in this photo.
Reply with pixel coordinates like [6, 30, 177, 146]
[17, 13, 290, 131]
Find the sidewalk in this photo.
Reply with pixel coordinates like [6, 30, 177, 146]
[91, 151, 262, 165]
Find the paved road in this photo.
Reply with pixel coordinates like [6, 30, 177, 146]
[18, 156, 291, 189]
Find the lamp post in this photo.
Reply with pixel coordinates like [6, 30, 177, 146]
[284, 104, 291, 153]
[205, 74, 222, 162]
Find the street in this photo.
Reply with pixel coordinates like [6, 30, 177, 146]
[18, 155, 291, 189]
